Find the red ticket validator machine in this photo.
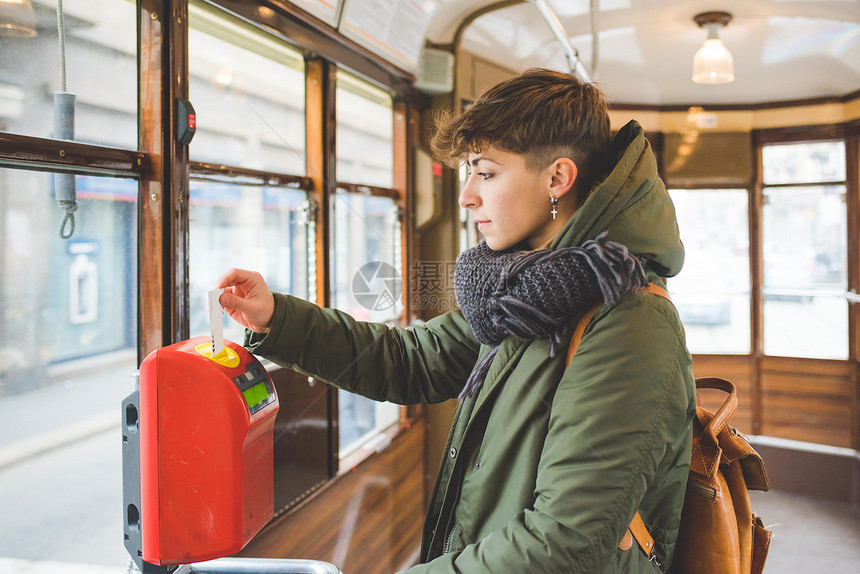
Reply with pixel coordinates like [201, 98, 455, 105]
[123, 336, 279, 573]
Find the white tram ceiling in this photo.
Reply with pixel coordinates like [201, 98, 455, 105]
[425, 0, 860, 106]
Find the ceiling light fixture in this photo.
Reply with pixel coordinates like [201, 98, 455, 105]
[692, 11, 734, 84]
[0, 0, 36, 38]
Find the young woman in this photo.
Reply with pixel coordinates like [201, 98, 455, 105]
[218, 69, 695, 573]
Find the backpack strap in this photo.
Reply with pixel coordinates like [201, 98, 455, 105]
[565, 282, 670, 364]
[619, 511, 657, 558]
[564, 282, 671, 560]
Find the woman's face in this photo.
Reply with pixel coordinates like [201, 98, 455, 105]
[459, 146, 565, 251]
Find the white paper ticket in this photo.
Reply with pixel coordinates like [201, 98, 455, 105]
[208, 288, 225, 356]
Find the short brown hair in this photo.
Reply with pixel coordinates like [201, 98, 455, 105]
[431, 69, 611, 200]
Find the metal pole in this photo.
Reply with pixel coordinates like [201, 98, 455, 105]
[185, 557, 343, 574]
[528, 0, 592, 83]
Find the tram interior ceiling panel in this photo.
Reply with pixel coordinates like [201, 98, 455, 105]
[0, 0, 859, 573]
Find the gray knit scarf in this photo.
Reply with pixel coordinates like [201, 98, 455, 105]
[453, 234, 648, 400]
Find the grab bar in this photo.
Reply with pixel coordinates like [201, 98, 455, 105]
[181, 557, 343, 574]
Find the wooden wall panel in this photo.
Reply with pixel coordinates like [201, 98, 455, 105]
[691, 355, 754, 434]
[239, 417, 426, 573]
[760, 358, 853, 447]
[663, 132, 753, 186]
[691, 355, 855, 448]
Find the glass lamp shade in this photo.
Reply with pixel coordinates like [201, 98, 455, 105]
[692, 37, 734, 84]
[0, 0, 37, 38]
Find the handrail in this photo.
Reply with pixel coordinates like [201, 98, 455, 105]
[184, 557, 343, 574]
[190, 161, 313, 190]
[761, 287, 849, 299]
[0, 131, 147, 177]
[528, 0, 591, 82]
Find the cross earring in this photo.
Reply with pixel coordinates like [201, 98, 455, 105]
[550, 197, 558, 220]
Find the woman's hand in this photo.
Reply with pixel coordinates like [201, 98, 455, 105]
[216, 268, 275, 334]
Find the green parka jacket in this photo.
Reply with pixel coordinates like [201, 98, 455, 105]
[246, 120, 696, 573]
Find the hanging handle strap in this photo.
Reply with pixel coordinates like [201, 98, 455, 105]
[564, 283, 671, 559]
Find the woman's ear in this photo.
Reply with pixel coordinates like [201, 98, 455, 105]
[548, 158, 578, 198]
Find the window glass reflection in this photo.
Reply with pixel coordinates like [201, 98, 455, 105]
[331, 192, 402, 456]
[668, 189, 750, 354]
[331, 193, 401, 322]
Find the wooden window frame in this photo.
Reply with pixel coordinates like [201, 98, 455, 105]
[753, 124, 852, 359]
[0, 134, 147, 177]
[327, 71, 415, 469]
[653, 122, 858, 448]
[183, 2, 420, 485]
[750, 123, 857, 447]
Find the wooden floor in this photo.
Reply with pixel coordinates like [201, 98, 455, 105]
[749, 490, 860, 574]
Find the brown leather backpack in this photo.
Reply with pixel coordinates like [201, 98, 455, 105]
[567, 285, 773, 573]
[666, 376, 772, 574]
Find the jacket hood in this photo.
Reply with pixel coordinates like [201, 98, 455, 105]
[550, 120, 684, 277]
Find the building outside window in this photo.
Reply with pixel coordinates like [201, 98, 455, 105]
[0, 170, 138, 570]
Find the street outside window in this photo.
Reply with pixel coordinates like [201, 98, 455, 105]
[0, 169, 138, 568]
[0, 0, 139, 568]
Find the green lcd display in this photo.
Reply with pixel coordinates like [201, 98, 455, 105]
[242, 382, 270, 410]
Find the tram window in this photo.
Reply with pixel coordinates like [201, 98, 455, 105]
[0, 168, 137, 567]
[331, 193, 402, 456]
[763, 141, 846, 185]
[188, 0, 306, 174]
[336, 70, 394, 188]
[668, 189, 751, 354]
[188, 183, 311, 343]
[331, 193, 402, 322]
[0, 0, 137, 149]
[459, 163, 479, 253]
[762, 182, 848, 360]
[332, 71, 400, 457]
